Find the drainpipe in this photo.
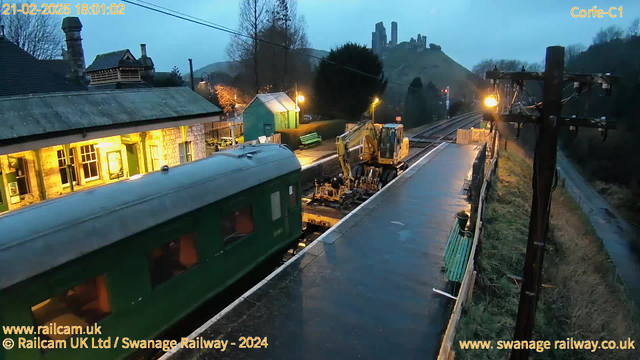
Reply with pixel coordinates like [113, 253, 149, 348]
[33, 149, 47, 200]
[140, 132, 149, 173]
[63, 144, 74, 192]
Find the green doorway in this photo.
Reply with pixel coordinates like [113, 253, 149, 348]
[125, 144, 140, 176]
[0, 172, 8, 213]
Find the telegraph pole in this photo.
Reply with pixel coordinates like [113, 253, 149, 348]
[511, 46, 563, 360]
[484, 46, 618, 360]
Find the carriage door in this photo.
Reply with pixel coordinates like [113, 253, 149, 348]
[0, 171, 8, 213]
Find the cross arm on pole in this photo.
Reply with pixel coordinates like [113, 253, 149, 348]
[483, 112, 616, 130]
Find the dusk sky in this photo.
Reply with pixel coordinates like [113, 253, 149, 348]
[70, 0, 640, 73]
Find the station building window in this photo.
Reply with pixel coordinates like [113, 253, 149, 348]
[80, 145, 99, 181]
[271, 191, 281, 221]
[149, 145, 161, 171]
[179, 142, 192, 164]
[148, 233, 198, 287]
[289, 184, 298, 208]
[31, 275, 111, 340]
[57, 149, 78, 187]
[222, 205, 254, 246]
[14, 157, 30, 195]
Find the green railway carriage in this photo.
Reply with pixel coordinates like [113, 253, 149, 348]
[0, 144, 302, 360]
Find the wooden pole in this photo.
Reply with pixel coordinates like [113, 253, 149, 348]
[510, 46, 564, 360]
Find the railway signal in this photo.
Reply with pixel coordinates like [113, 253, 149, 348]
[483, 46, 618, 360]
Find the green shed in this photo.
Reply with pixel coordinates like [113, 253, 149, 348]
[243, 92, 298, 142]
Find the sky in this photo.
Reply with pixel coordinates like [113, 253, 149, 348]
[64, 0, 640, 72]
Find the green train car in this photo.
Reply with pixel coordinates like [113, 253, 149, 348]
[0, 144, 302, 360]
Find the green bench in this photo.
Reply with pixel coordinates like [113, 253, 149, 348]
[300, 132, 322, 147]
[443, 220, 473, 283]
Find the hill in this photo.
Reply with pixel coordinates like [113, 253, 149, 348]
[381, 46, 479, 103]
[191, 48, 330, 79]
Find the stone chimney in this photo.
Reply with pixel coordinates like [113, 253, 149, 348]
[61, 17, 86, 85]
[139, 43, 155, 83]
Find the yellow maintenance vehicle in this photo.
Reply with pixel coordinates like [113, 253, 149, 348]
[302, 121, 409, 228]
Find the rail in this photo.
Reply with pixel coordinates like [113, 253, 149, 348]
[437, 131, 500, 360]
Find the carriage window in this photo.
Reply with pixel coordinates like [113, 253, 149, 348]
[222, 205, 254, 246]
[289, 184, 298, 208]
[31, 275, 111, 340]
[271, 191, 281, 221]
[148, 233, 198, 287]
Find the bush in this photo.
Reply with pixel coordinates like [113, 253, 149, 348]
[278, 119, 347, 148]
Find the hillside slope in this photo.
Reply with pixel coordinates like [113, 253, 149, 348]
[382, 47, 478, 102]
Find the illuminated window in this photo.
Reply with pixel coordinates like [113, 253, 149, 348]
[179, 142, 192, 164]
[148, 233, 198, 287]
[271, 191, 281, 221]
[80, 145, 99, 180]
[31, 275, 111, 340]
[13, 157, 30, 195]
[289, 184, 298, 208]
[222, 205, 254, 246]
[57, 149, 78, 186]
[149, 145, 160, 171]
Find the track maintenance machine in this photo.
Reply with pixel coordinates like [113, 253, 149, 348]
[302, 120, 409, 228]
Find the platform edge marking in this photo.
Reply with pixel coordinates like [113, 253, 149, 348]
[159, 141, 449, 359]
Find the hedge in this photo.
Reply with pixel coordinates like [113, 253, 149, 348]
[278, 119, 349, 149]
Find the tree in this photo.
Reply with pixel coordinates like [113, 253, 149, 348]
[565, 43, 586, 66]
[628, 18, 640, 38]
[404, 77, 427, 128]
[227, 0, 269, 94]
[593, 25, 624, 44]
[170, 66, 184, 85]
[314, 43, 387, 120]
[4, 4, 64, 59]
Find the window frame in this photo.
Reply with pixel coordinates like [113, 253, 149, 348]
[147, 233, 199, 288]
[222, 204, 254, 247]
[14, 157, 31, 195]
[149, 145, 161, 171]
[179, 141, 192, 164]
[288, 183, 299, 210]
[271, 191, 282, 221]
[80, 144, 100, 181]
[57, 148, 78, 187]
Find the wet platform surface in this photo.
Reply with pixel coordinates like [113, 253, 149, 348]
[169, 143, 480, 360]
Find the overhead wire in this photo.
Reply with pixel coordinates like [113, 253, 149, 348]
[121, 0, 422, 90]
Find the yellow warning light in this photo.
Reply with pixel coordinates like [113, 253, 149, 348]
[484, 96, 498, 108]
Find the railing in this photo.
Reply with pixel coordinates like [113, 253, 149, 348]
[437, 131, 500, 360]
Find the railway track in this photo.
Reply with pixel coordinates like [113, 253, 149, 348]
[135, 112, 484, 360]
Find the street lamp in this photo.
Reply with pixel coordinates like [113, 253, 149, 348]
[371, 97, 380, 123]
[484, 95, 498, 108]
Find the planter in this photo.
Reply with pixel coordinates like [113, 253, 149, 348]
[457, 212, 469, 231]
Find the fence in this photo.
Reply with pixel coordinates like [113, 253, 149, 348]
[437, 132, 500, 360]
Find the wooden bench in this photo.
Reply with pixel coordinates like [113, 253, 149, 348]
[443, 220, 473, 283]
[300, 132, 322, 148]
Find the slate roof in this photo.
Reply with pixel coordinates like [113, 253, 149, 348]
[0, 87, 222, 142]
[86, 49, 143, 72]
[249, 92, 297, 114]
[0, 37, 86, 97]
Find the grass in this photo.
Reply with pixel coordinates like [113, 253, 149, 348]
[454, 148, 640, 360]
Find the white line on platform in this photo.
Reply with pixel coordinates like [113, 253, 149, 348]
[159, 141, 449, 359]
[300, 145, 362, 171]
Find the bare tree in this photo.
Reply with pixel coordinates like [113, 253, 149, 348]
[565, 43, 586, 65]
[227, 0, 268, 94]
[628, 18, 640, 38]
[4, 5, 64, 59]
[593, 25, 624, 44]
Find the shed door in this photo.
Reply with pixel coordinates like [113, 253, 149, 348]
[0, 172, 8, 213]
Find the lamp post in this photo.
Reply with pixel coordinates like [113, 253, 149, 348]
[371, 97, 380, 123]
[288, 83, 304, 128]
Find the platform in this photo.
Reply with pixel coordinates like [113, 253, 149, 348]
[294, 140, 339, 167]
[165, 143, 480, 360]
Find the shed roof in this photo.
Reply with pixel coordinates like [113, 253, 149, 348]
[86, 49, 142, 72]
[248, 92, 297, 114]
[0, 87, 222, 142]
[0, 144, 300, 290]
